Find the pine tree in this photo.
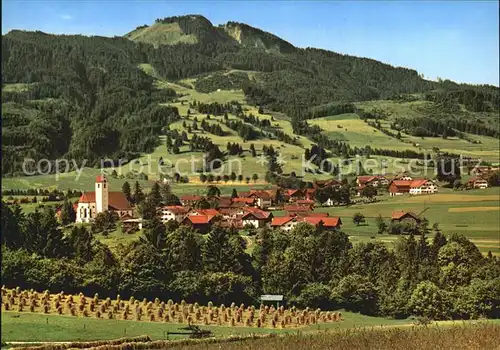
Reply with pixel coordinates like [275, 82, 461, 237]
[148, 182, 162, 208]
[203, 227, 234, 272]
[231, 188, 238, 198]
[60, 199, 76, 225]
[133, 181, 145, 205]
[122, 181, 132, 203]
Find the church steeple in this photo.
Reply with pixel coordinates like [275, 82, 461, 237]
[95, 175, 109, 213]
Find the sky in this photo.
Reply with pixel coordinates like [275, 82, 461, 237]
[2, 1, 499, 86]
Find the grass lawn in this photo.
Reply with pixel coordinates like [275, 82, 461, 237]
[0, 311, 415, 342]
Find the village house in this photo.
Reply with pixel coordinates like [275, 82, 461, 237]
[296, 199, 316, 208]
[157, 205, 190, 223]
[467, 177, 489, 189]
[284, 204, 313, 216]
[409, 179, 438, 195]
[271, 215, 342, 231]
[122, 217, 143, 232]
[76, 176, 133, 223]
[246, 190, 273, 209]
[388, 180, 412, 196]
[231, 197, 257, 206]
[300, 216, 342, 230]
[241, 208, 273, 228]
[285, 189, 306, 202]
[313, 179, 341, 189]
[470, 166, 500, 177]
[356, 175, 389, 187]
[394, 173, 413, 181]
[179, 195, 203, 207]
[321, 197, 336, 207]
[389, 179, 438, 196]
[270, 216, 299, 232]
[391, 211, 421, 224]
[181, 215, 216, 233]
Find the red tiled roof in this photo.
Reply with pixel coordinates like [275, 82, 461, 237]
[357, 176, 376, 184]
[232, 197, 256, 204]
[79, 191, 131, 210]
[160, 206, 190, 214]
[409, 179, 432, 188]
[189, 209, 220, 216]
[286, 189, 303, 197]
[184, 215, 215, 224]
[217, 198, 233, 208]
[300, 216, 341, 227]
[296, 199, 315, 205]
[284, 204, 311, 210]
[242, 210, 271, 220]
[392, 211, 419, 220]
[271, 216, 295, 226]
[389, 180, 412, 192]
[108, 192, 133, 210]
[79, 192, 96, 203]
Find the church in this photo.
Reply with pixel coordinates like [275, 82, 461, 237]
[76, 175, 133, 223]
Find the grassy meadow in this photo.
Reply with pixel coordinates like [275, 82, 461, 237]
[318, 187, 500, 255]
[0, 311, 420, 342]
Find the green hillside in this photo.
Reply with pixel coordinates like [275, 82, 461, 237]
[125, 22, 198, 46]
[2, 14, 499, 178]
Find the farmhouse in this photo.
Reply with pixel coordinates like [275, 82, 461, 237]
[313, 179, 341, 189]
[321, 197, 336, 207]
[388, 180, 412, 196]
[356, 175, 389, 187]
[76, 176, 132, 223]
[301, 216, 342, 230]
[271, 215, 342, 231]
[179, 195, 203, 206]
[270, 216, 298, 232]
[232, 197, 257, 206]
[409, 179, 438, 195]
[394, 173, 413, 181]
[241, 208, 273, 228]
[470, 166, 500, 177]
[246, 190, 273, 209]
[285, 189, 306, 202]
[182, 214, 217, 233]
[391, 211, 421, 224]
[284, 204, 313, 216]
[389, 179, 438, 196]
[296, 199, 315, 207]
[467, 177, 489, 189]
[157, 205, 190, 223]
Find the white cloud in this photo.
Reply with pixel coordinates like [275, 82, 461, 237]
[61, 14, 73, 20]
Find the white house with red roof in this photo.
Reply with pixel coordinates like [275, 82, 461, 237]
[467, 177, 489, 189]
[241, 208, 273, 228]
[270, 215, 342, 232]
[157, 205, 191, 223]
[76, 176, 133, 223]
[408, 179, 438, 195]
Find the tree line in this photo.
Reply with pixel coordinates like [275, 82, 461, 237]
[2, 202, 498, 319]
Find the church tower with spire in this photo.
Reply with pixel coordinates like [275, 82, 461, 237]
[95, 175, 109, 213]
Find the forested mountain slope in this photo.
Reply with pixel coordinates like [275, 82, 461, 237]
[2, 14, 499, 175]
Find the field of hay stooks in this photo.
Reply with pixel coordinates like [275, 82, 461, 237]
[1, 287, 343, 329]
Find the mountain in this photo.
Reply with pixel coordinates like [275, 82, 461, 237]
[2, 14, 498, 176]
[125, 15, 295, 53]
[220, 21, 295, 53]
